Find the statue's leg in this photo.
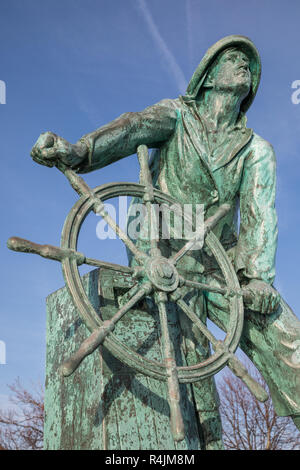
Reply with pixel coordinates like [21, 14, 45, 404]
[156, 234, 224, 450]
[177, 289, 224, 450]
[204, 271, 300, 429]
[128, 240, 223, 448]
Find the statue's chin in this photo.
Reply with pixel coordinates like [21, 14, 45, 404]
[232, 77, 251, 97]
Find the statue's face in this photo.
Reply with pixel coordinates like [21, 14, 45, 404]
[208, 48, 251, 98]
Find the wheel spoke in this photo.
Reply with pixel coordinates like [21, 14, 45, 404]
[155, 291, 185, 442]
[179, 276, 233, 296]
[170, 203, 231, 265]
[137, 145, 161, 257]
[177, 299, 268, 402]
[61, 282, 152, 377]
[7, 237, 85, 264]
[227, 355, 269, 402]
[62, 168, 148, 264]
[177, 298, 219, 347]
[145, 201, 160, 257]
[7, 236, 133, 274]
[95, 201, 148, 263]
[179, 276, 255, 303]
[84, 257, 133, 274]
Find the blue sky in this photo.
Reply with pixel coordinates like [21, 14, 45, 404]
[1, 0, 300, 404]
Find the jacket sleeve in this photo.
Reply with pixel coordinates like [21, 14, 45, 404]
[75, 99, 177, 173]
[234, 136, 278, 285]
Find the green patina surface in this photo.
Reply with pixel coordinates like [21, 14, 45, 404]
[45, 268, 203, 450]
[8, 34, 300, 450]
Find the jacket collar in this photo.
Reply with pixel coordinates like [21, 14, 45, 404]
[181, 99, 253, 172]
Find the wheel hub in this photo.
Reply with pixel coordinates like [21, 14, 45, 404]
[145, 256, 179, 292]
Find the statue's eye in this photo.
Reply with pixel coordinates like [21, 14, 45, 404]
[226, 54, 236, 62]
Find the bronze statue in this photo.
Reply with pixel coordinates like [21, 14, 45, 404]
[9, 35, 300, 449]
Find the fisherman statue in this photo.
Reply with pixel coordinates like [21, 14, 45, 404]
[14, 35, 300, 449]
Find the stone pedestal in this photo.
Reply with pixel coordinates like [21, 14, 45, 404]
[44, 268, 202, 450]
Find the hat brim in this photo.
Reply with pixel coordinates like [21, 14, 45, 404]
[185, 35, 261, 114]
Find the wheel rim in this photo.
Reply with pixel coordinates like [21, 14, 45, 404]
[61, 182, 244, 383]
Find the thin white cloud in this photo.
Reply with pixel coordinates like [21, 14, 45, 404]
[136, 0, 187, 93]
[186, 0, 194, 75]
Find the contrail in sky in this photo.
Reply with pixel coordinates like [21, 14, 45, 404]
[136, 0, 187, 93]
[186, 0, 194, 76]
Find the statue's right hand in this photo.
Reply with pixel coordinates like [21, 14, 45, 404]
[30, 132, 87, 169]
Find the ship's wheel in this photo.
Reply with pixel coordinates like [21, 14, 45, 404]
[8, 145, 268, 441]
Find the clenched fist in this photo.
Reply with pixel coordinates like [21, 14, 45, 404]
[243, 279, 281, 314]
[30, 132, 87, 169]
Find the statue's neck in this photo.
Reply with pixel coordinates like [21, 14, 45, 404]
[196, 89, 243, 132]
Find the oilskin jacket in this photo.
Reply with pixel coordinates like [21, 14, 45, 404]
[78, 97, 277, 286]
[77, 97, 300, 422]
[76, 97, 300, 421]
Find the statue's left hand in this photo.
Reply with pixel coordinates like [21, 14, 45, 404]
[243, 279, 281, 314]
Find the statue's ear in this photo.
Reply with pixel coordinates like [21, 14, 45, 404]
[192, 70, 214, 99]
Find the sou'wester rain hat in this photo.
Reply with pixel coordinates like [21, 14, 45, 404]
[184, 35, 261, 114]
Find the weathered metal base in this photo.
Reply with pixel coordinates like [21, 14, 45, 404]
[44, 268, 202, 450]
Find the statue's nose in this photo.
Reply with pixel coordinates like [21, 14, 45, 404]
[239, 56, 249, 68]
